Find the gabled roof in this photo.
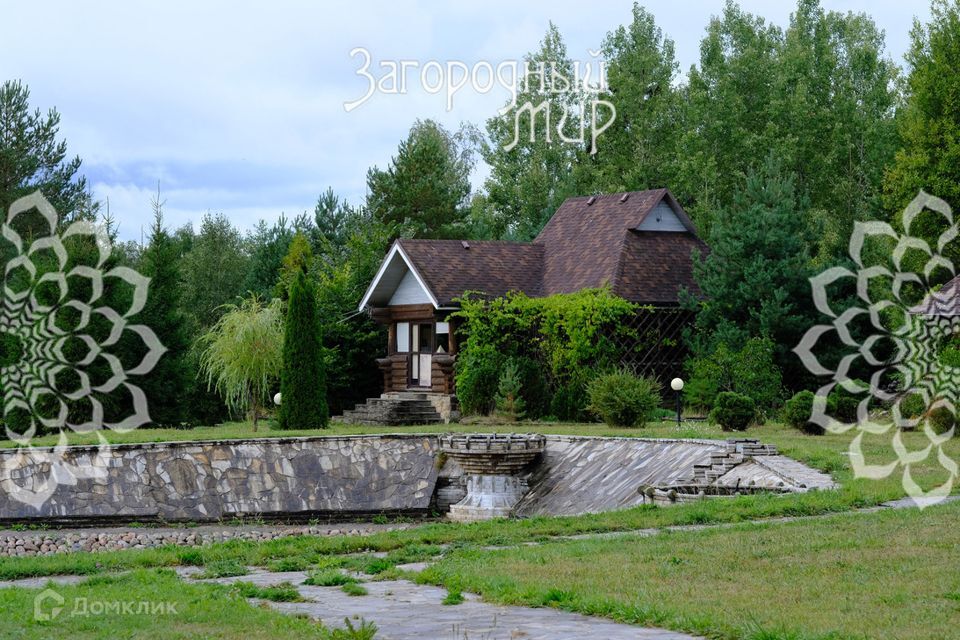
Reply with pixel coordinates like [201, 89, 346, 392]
[359, 188, 706, 311]
[397, 239, 543, 306]
[533, 189, 705, 303]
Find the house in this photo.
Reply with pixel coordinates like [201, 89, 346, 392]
[352, 188, 707, 422]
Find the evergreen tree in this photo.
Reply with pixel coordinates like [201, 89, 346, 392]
[0, 80, 97, 222]
[278, 267, 327, 429]
[691, 156, 815, 384]
[367, 119, 473, 239]
[138, 192, 192, 426]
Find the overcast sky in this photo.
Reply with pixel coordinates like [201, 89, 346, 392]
[1, 1, 931, 241]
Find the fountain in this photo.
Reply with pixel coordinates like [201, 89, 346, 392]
[439, 433, 546, 522]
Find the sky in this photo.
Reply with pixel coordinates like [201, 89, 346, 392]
[1, 1, 932, 242]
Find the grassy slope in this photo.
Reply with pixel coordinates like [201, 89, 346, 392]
[419, 501, 960, 640]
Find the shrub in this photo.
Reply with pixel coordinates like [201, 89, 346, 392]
[783, 390, 832, 435]
[685, 338, 783, 418]
[586, 371, 661, 427]
[898, 392, 926, 420]
[495, 360, 526, 421]
[926, 406, 956, 435]
[710, 391, 755, 431]
[454, 345, 503, 415]
[511, 356, 551, 419]
[828, 380, 868, 423]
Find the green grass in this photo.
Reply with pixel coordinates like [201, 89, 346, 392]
[340, 582, 368, 597]
[231, 581, 307, 602]
[0, 569, 362, 639]
[193, 559, 249, 579]
[419, 500, 960, 640]
[303, 569, 355, 587]
[441, 588, 464, 605]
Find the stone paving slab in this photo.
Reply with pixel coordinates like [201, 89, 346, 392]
[278, 579, 700, 640]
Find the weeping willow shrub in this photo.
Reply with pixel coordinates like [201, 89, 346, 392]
[196, 296, 283, 431]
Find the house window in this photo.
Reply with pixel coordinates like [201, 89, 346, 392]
[396, 322, 410, 352]
[435, 322, 449, 353]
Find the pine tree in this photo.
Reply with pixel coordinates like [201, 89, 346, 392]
[138, 191, 192, 426]
[691, 155, 815, 385]
[278, 268, 328, 429]
[495, 361, 526, 422]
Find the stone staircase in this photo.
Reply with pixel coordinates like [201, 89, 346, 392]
[336, 392, 444, 426]
[692, 438, 779, 484]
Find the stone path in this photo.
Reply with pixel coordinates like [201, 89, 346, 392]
[193, 568, 701, 639]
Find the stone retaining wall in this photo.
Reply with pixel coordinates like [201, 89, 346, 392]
[0, 435, 438, 524]
[0, 433, 835, 525]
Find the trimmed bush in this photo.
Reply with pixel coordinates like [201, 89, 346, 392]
[710, 391, 755, 431]
[898, 392, 926, 420]
[783, 390, 832, 435]
[586, 371, 661, 428]
[927, 406, 956, 435]
[278, 270, 328, 429]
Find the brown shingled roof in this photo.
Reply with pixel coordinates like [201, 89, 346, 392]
[374, 189, 706, 308]
[398, 239, 543, 306]
[533, 189, 704, 303]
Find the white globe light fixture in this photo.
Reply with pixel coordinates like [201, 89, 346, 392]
[669, 378, 684, 427]
[273, 392, 282, 406]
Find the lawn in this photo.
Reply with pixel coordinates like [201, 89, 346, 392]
[418, 500, 960, 640]
[0, 569, 370, 639]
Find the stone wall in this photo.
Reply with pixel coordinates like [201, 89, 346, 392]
[0, 435, 439, 524]
[0, 433, 835, 525]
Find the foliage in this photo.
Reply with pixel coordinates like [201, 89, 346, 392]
[454, 344, 503, 416]
[278, 269, 328, 429]
[586, 370, 661, 427]
[783, 390, 831, 435]
[926, 406, 956, 435]
[495, 360, 526, 421]
[367, 119, 473, 238]
[180, 212, 249, 329]
[453, 289, 638, 417]
[137, 195, 192, 426]
[197, 295, 283, 431]
[482, 23, 582, 240]
[883, 0, 960, 267]
[684, 338, 783, 416]
[690, 156, 816, 386]
[577, 4, 683, 196]
[0, 79, 96, 222]
[710, 391, 756, 431]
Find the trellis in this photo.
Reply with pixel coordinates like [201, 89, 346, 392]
[610, 306, 695, 381]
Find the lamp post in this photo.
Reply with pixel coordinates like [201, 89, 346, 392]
[670, 378, 684, 427]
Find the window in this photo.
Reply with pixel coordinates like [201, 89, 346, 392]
[396, 322, 409, 352]
[435, 322, 449, 353]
